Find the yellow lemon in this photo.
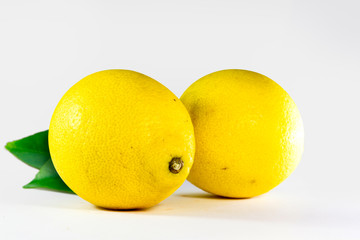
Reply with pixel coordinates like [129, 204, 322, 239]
[180, 69, 304, 198]
[49, 70, 195, 209]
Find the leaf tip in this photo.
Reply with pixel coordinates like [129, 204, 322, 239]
[5, 141, 14, 152]
[23, 182, 35, 189]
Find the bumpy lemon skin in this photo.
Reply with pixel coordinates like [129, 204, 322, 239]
[180, 69, 304, 198]
[49, 70, 195, 209]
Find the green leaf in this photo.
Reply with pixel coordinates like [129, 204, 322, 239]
[5, 130, 50, 169]
[23, 159, 74, 194]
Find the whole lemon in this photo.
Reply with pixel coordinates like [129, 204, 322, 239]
[49, 70, 195, 209]
[181, 69, 304, 198]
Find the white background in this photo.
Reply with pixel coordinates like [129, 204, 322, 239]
[0, 0, 359, 239]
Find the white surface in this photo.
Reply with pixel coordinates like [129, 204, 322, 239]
[0, 182, 359, 240]
[1, 0, 360, 239]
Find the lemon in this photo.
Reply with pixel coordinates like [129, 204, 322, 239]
[49, 70, 195, 209]
[181, 69, 304, 198]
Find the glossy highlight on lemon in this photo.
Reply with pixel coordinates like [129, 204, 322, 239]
[181, 69, 304, 198]
[49, 70, 195, 209]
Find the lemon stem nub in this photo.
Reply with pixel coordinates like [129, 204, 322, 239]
[169, 157, 183, 174]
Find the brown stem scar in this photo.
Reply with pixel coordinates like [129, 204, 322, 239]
[169, 157, 183, 174]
